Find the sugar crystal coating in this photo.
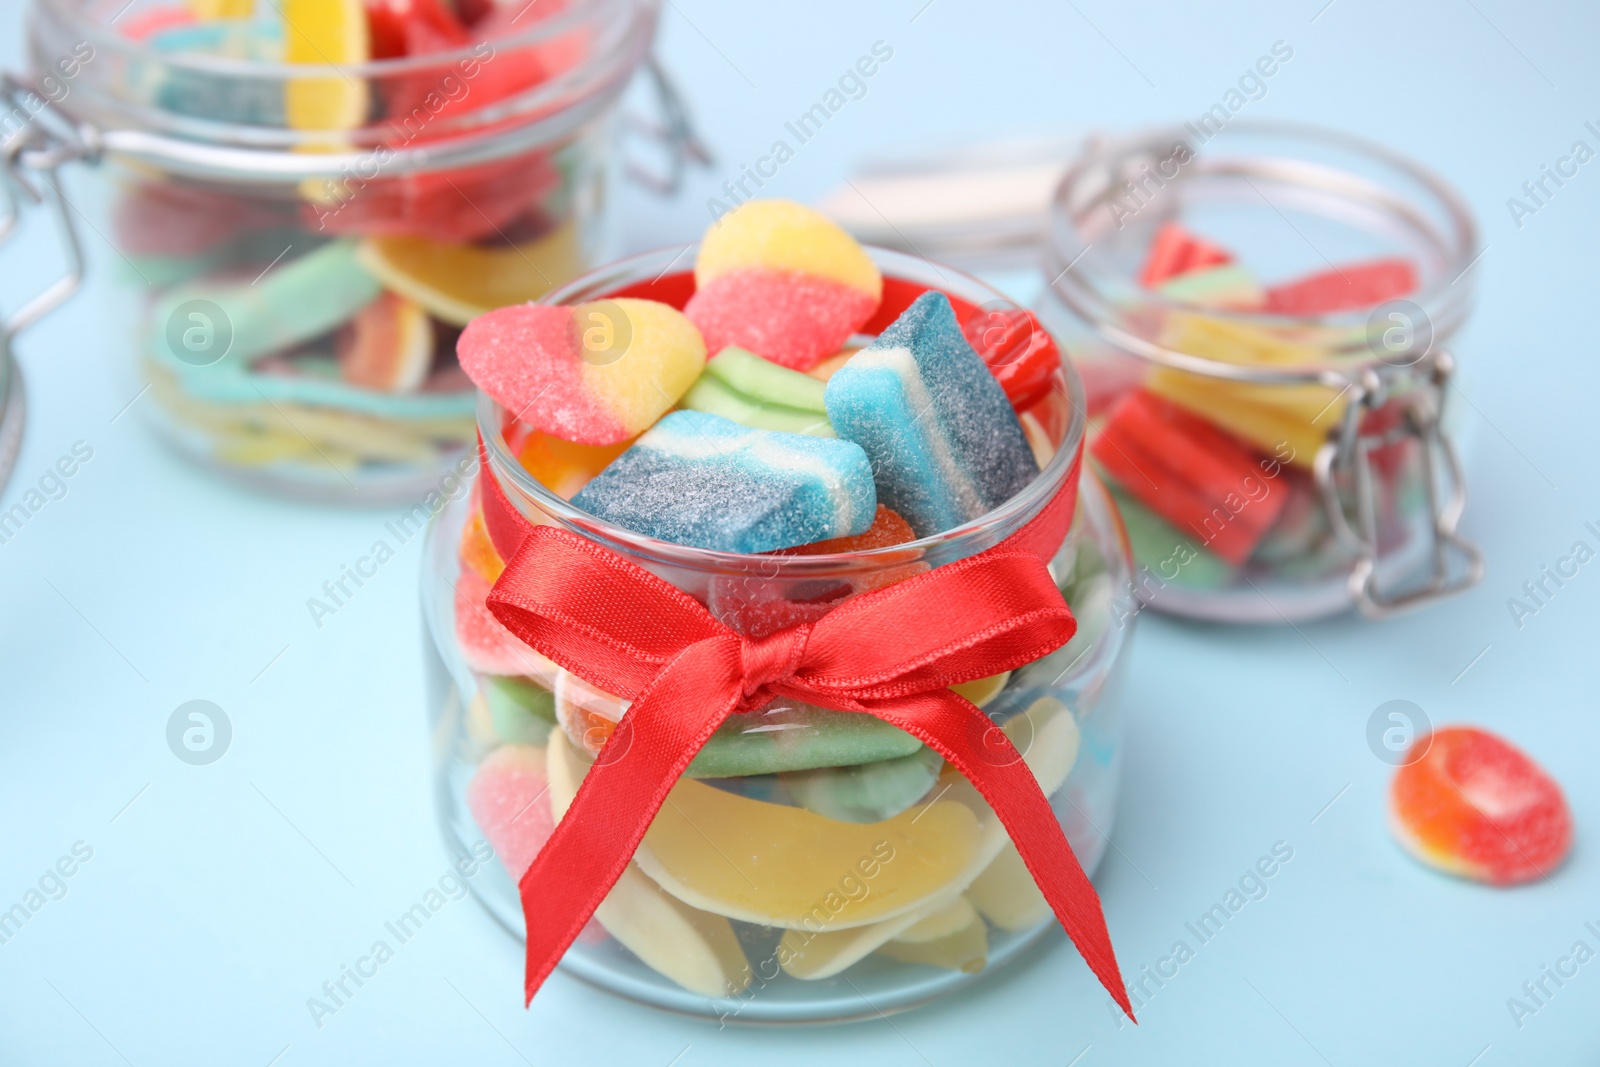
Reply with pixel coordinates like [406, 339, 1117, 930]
[686, 268, 878, 371]
[825, 291, 1040, 538]
[571, 410, 876, 552]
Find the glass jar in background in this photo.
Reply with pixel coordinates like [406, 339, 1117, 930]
[11, 0, 662, 501]
[421, 246, 1136, 1023]
[1038, 121, 1483, 622]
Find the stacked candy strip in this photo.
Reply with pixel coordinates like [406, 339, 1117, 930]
[451, 200, 1114, 995]
[1088, 222, 1422, 587]
[127, 0, 593, 480]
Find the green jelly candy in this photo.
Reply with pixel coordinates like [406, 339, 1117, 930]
[682, 346, 834, 437]
[483, 676, 556, 744]
[686, 700, 924, 778]
[781, 746, 945, 824]
[153, 239, 383, 370]
[1108, 484, 1234, 590]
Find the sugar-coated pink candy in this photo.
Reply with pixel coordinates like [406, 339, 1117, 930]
[457, 299, 706, 445]
[467, 745, 556, 880]
[686, 268, 879, 372]
[454, 568, 553, 678]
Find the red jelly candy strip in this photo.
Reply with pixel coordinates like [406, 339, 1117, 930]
[1092, 390, 1287, 565]
[1263, 258, 1417, 315]
[1139, 222, 1234, 287]
[960, 307, 1060, 411]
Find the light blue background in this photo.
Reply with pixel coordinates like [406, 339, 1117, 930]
[1, 1, 1597, 1063]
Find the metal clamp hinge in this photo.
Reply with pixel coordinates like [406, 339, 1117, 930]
[1314, 353, 1484, 619]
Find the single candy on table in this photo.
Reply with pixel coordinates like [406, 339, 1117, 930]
[457, 299, 706, 445]
[570, 411, 876, 553]
[1389, 726, 1572, 886]
[686, 200, 882, 371]
[825, 290, 1039, 538]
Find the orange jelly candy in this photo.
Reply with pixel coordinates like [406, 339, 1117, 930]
[784, 505, 916, 555]
[1389, 726, 1572, 886]
[519, 430, 633, 500]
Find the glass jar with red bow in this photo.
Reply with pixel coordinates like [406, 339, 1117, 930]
[8, 0, 674, 500]
[421, 245, 1137, 1022]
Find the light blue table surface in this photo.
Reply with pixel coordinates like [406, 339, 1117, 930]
[1, 1, 1597, 1063]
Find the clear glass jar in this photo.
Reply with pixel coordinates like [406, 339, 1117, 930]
[13, 0, 657, 501]
[421, 246, 1135, 1022]
[1039, 122, 1483, 621]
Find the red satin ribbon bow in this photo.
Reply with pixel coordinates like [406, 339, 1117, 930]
[477, 437, 1131, 1018]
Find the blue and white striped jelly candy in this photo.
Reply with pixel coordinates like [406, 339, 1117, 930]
[571, 411, 877, 553]
[824, 291, 1040, 538]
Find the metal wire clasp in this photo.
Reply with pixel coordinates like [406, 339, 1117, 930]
[1, 72, 98, 343]
[620, 55, 713, 195]
[1313, 353, 1483, 619]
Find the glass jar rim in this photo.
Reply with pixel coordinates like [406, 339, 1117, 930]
[479, 243, 1087, 574]
[1046, 119, 1479, 383]
[27, 0, 656, 180]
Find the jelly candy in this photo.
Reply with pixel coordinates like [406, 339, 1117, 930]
[780, 504, 916, 555]
[454, 568, 558, 680]
[153, 239, 383, 369]
[545, 733, 752, 996]
[187, 0, 252, 16]
[1158, 264, 1263, 309]
[878, 911, 988, 973]
[1092, 389, 1289, 566]
[457, 299, 706, 445]
[777, 908, 943, 979]
[632, 774, 984, 930]
[967, 842, 1050, 932]
[780, 746, 944, 824]
[1264, 258, 1416, 315]
[571, 412, 877, 553]
[682, 346, 834, 437]
[517, 429, 632, 500]
[150, 21, 287, 124]
[892, 896, 978, 943]
[283, 0, 370, 131]
[356, 223, 581, 327]
[337, 292, 433, 392]
[1389, 726, 1572, 886]
[825, 291, 1039, 538]
[686, 200, 882, 371]
[466, 744, 555, 880]
[364, 0, 466, 60]
[457, 503, 506, 583]
[481, 676, 556, 745]
[1145, 313, 1345, 465]
[554, 673, 928, 777]
[1140, 222, 1233, 286]
[960, 306, 1060, 411]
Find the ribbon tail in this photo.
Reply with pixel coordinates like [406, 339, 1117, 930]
[868, 689, 1134, 1021]
[517, 637, 743, 1004]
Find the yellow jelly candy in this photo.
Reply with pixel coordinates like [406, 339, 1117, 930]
[967, 842, 1051, 932]
[697, 200, 881, 299]
[578, 298, 708, 437]
[633, 777, 983, 932]
[951, 671, 1010, 709]
[1146, 312, 1345, 467]
[186, 0, 253, 18]
[356, 222, 583, 327]
[894, 895, 978, 943]
[775, 904, 942, 980]
[283, 0, 369, 131]
[878, 913, 988, 973]
[545, 733, 752, 998]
